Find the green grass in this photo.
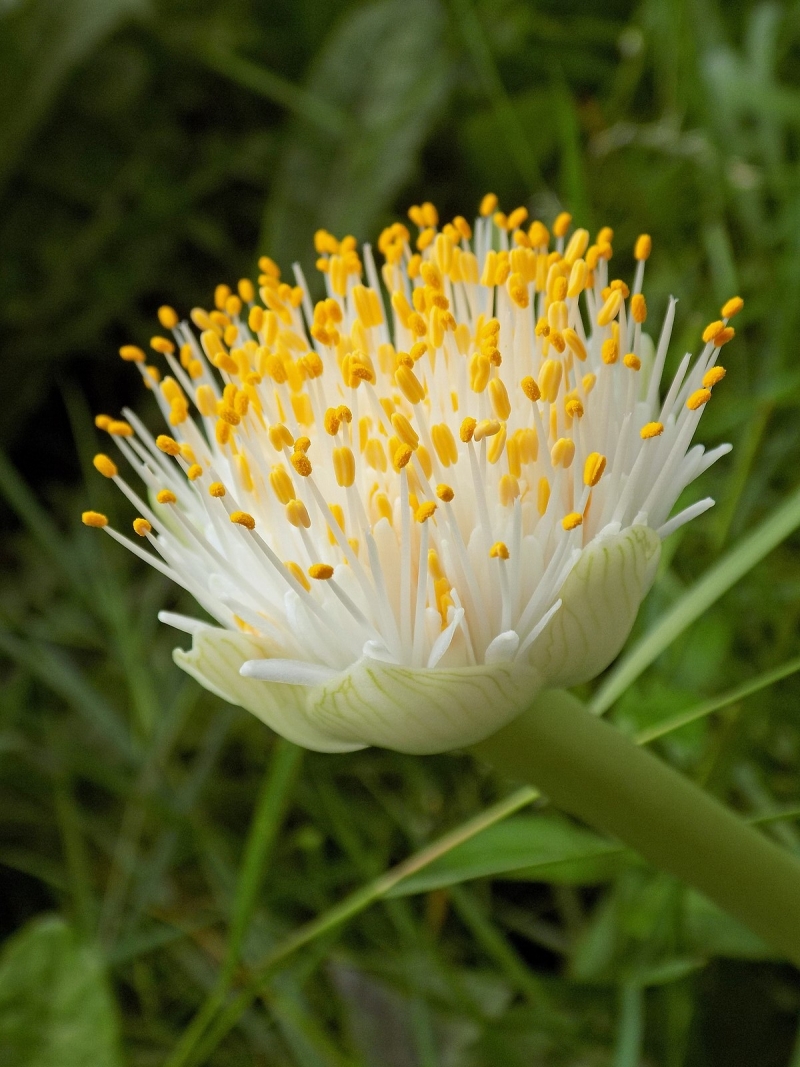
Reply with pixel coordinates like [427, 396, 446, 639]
[3, 0, 800, 1063]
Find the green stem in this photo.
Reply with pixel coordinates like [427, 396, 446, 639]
[471, 690, 800, 965]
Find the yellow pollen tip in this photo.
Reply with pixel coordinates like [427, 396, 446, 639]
[714, 326, 735, 347]
[133, 518, 152, 537]
[290, 451, 312, 477]
[158, 306, 179, 329]
[687, 388, 712, 411]
[119, 344, 145, 363]
[702, 320, 724, 344]
[489, 541, 509, 560]
[634, 234, 652, 261]
[562, 512, 583, 531]
[150, 336, 176, 355]
[553, 211, 572, 238]
[187, 463, 203, 481]
[393, 444, 413, 471]
[308, 563, 334, 581]
[209, 481, 226, 498]
[230, 511, 256, 530]
[436, 484, 454, 502]
[721, 296, 744, 319]
[156, 489, 177, 504]
[703, 366, 726, 389]
[520, 375, 541, 401]
[479, 193, 498, 217]
[623, 353, 641, 371]
[460, 417, 477, 443]
[583, 452, 607, 487]
[94, 414, 111, 430]
[93, 453, 117, 478]
[640, 421, 664, 439]
[415, 501, 437, 523]
[81, 510, 108, 528]
[107, 420, 134, 437]
[155, 434, 181, 456]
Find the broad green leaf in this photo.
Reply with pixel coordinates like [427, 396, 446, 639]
[261, 0, 452, 272]
[0, 915, 122, 1067]
[0, 0, 145, 193]
[387, 814, 623, 896]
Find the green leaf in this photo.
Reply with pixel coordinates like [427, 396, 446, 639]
[0, 915, 122, 1067]
[387, 814, 623, 896]
[261, 0, 452, 272]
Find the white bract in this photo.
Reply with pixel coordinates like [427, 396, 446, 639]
[83, 200, 740, 753]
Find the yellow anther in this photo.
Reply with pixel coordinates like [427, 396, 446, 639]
[702, 320, 724, 344]
[158, 306, 179, 329]
[640, 422, 664, 439]
[395, 364, 426, 404]
[155, 434, 181, 456]
[687, 388, 712, 411]
[488, 378, 512, 420]
[393, 444, 414, 471]
[214, 284, 231, 311]
[562, 511, 583, 531]
[567, 258, 587, 297]
[489, 541, 509, 560]
[286, 499, 311, 528]
[407, 311, 428, 337]
[630, 294, 647, 323]
[268, 423, 294, 451]
[721, 296, 744, 319]
[553, 212, 572, 238]
[209, 481, 226, 497]
[269, 465, 294, 505]
[230, 510, 255, 530]
[430, 423, 457, 467]
[487, 423, 507, 464]
[217, 407, 241, 426]
[584, 452, 607, 487]
[634, 234, 652, 261]
[186, 463, 203, 481]
[597, 289, 623, 327]
[308, 563, 334, 580]
[550, 437, 575, 468]
[583, 372, 597, 394]
[284, 560, 310, 592]
[133, 518, 152, 537]
[194, 385, 217, 418]
[564, 228, 589, 265]
[238, 278, 255, 303]
[290, 451, 312, 477]
[150, 336, 175, 355]
[623, 353, 641, 371]
[507, 206, 528, 230]
[391, 412, 419, 450]
[565, 397, 584, 419]
[479, 193, 498, 217]
[119, 344, 145, 363]
[714, 326, 735, 347]
[156, 490, 176, 505]
[528, 220, 549, 247]
[107, 416, 133, 433]
[409, 341, 428, 362]
[415, 501, 437, 523]
[92, 453, 117, 478]
[498, 474, 520, 507]
[420, 262, 443, 290]
[473, 418, 501, 442]
[562, 328, 587, 362]
[436, 483, 454, 502]
[94, 414, 111, 431]
[469, 353, 491, 393]
[81, 510, 108, 528]
[460, 417, 477, 443]
[323, 408, 341, 436]
[601, 337, 618, 364]
[549, 330, 566, 354]
[333, 446, 356, 487]
[520, 376, 541, 402]
[537, 477, 550, 516]
[703, 366, 726, 388]
[539, 359, 562, 403]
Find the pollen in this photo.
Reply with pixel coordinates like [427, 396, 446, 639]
[158, 306, 179, 329]
[562, 512, 583, 531]
[156, 489, 177, 504]
[703, 366, 726, 389]
[489, 541, 509, 559]
[209, 481, 226, 498]
[81, 510, 108, 528]
[308, 563, 334, 580]
[640, 422, 664, 439]
[230, 511, 256, 530]
[583, 452, 607, 487]
[119, 344, 145, 362]
[687, 389, 712, 411]
[93, 454, 117, 478]
[436, 483, 454, 502]
[133, 518, 152, 536]
[520, 376, 541, 402]
[187, 463, 203, 480]
[634, 234, 652, 261]
[415, 501, 437, 523]
[721, 296, 744, 318]
[623, 353, 641, 371]
[156, 434, 181, 456]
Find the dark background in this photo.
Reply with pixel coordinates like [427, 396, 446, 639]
[2, 0, 800, 1064]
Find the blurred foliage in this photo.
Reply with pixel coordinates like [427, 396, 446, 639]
[3, 0, 800, 1064]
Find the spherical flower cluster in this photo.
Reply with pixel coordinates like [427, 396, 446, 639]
[83, 196, 740, 753]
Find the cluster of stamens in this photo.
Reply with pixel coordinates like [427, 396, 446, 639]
[82, 196, 741, 673]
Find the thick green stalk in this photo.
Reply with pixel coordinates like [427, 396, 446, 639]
[471, 690, 800, 965]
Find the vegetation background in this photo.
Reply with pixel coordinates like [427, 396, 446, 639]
[2, 0, 800, 1063]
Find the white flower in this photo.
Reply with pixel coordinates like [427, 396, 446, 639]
[82, 199, 741, 753]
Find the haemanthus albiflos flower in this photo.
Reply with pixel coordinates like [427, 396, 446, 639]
[82, 197, 741, 754]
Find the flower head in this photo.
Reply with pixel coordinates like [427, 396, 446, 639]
[83, 199, 739, 753]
